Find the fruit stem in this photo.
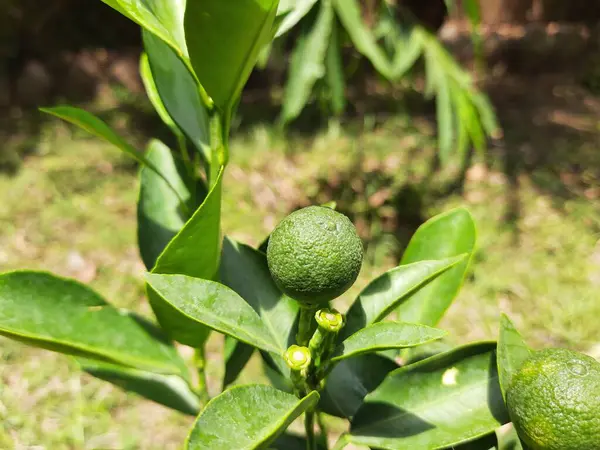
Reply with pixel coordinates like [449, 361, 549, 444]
[310, 309, 343, 361]
[284, 345, 312, 397]
[297, 305, 319, 346]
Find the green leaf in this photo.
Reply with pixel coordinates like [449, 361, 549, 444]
[100, 0, 187, 58]
[466, 97, 488, 153]
[275, 0, 319, 37]
[449, 86, 472, 160]
[79, 358, 201, 415]
[332, 322, 446, 362]
[471, 92, 500, 137]
[462, 0, 484, 64]
[347, 342, 509, 450]
[153, 166, 222, 279]
[0, 271, 187, 375]
[319, 354, 398, 418]
[333, 0, 391, 78]
[436, 68, 454, 163]
[391, 27, 424, 80]
[140, 53, 182, 138]
[186, 385, 319, 450]
[223, 336, 255, 388]
[325, 18, 346, 115]
[221, 238, 298, 352]
[146, 274, 280, 354]
[343, 256, 466, 339]
[497, 314, 531, 401]
[138, 140, 201, 270]
[40, 106, 155, 172]
[281, 0, 334, 124]
[143, 30, 210, 162]
[220, 238, 299, 375]
[147, 167, 223, 346]
[185, 0, 279, 113]
[397, 208, 476, 326]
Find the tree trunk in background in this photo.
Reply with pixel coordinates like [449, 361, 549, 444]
[480, 0, 533, 24]
[476, 0, 600, 24]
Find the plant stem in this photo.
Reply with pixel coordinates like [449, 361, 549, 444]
[297, 306, 318, 346]
[305, 410, 317, 450]
[194, 346, 210, 405]
[209, 112, 225, 185]
[317, 413, 329, 449]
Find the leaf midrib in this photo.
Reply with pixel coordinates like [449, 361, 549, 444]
[0, 326, 179, 374]
[352, 374, 499, 435]
[151, 279, 280, 354]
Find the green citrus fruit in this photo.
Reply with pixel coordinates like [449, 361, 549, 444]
[266, 206, 363, 306]
[507, 348, 600, 450]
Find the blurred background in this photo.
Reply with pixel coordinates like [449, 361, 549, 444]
[0, 0, 599, 448]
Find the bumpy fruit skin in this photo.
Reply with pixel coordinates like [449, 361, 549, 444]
[266, 206, 363, 306]
[507, 348, 600, 450]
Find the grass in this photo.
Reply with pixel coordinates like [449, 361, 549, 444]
[0, 111, 599, 447]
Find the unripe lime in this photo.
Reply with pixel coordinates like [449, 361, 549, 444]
[507, 348, 600, 450]
[266, 206, 363, 306]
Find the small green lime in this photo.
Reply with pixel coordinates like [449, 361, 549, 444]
[266, 206, 363, 306]
[507, 348, 600, 450]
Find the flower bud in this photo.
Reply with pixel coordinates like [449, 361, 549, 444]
[315, 308, 344, 333]
[284, 345, 312, 372]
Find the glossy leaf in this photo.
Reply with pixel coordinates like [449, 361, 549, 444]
[185, 0, 279, 113]
[146, 274, 280, 354]
[396, 208, 476, 326]
[325, 18, 346, 115]
[221, 238, 298, 352]
[138, 140, 198, 270]
[0, 271, 186, 375]
[319, 354, 398, 418]
[223, 336, 255, 388]
[275, 0, 319, 37]
[100, 0, 187, 58]
[342, 255, 466, 340]
[348, 342, 509, 449]
[148, 167, 223, 347]
[220, 238, 298, 375]
[143, 30, 210, 162]
[332, 322, 447, 362]
[79, 359, 201, 415]
[140, 53, 182, 138]
[497, 314, 531, 401]
[281, 0, 334, 124]
[333, 0, 391, 78]
[40, 106, 172, 185]
[186, 385, 319, 450]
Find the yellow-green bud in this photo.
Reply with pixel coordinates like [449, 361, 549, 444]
[284, 345, 312, 372]
[315, 308, 344, 333]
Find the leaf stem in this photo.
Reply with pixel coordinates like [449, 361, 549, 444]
[305, 410, 317, 450]
[194, 346, 210, 405]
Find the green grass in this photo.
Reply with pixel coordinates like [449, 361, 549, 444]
[0, 115, 599, 447]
